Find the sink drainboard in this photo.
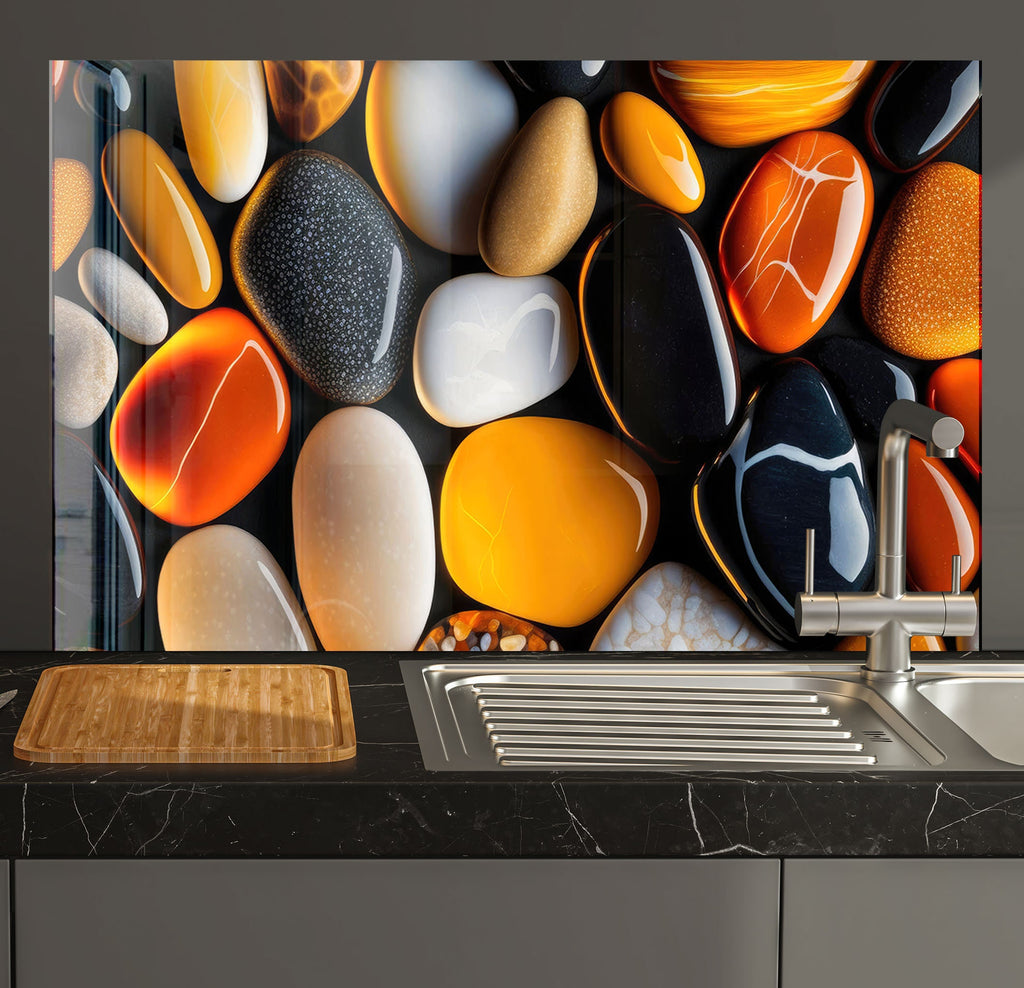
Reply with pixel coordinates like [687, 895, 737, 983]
[474, 682, 875, 767]
[400, 663, 938, 771]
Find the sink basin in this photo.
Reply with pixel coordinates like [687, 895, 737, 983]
[401, 659, 1024, 773]
[916, 678, 1024, 765]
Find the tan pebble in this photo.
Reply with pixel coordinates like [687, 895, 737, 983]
[53, 158, 94, 271]
[500, 634, 527, 651]
[53, 296, 118, 430]
[861, 162, 980, 359]
[421, 636, 440, 652]
[478, 97, 597, 276]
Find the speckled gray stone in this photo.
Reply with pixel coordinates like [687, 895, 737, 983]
[231, 150, 418, 404]
[77, 247, 168, 345]
[52, 296, 119, 430]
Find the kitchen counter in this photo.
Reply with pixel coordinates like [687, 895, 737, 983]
[0, 651, 1022, 858]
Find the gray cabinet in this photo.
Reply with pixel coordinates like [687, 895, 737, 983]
[782, 859, 1024, 988]
[14, 859, 778, 988]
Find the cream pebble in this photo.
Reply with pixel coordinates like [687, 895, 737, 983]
[78, 248, 169, 345]
[53, 296, 118, 430]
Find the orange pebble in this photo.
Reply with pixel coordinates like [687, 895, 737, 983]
[111, 308, 290, 527]
[600, 91, 704, 213]
[836, 635, 946, 652]
[927, 358, 980, 478]
[906, 439, 979, 592]
[52, 158, 93, 271]
[264, 60, 363, 143]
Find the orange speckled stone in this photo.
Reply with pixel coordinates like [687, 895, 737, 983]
[52, 158, 93, 271]
[650, 60, 875, 148]
[719, 131, 872, 353]
[102, 129, 222, 309]
[599, 91, 704, 213]
[861, 162, 981, 359]
[836, 635, 946, 652]
[264, 60, 363, 143]
[419, 610, 561, 652]
[906, 439, 979, 592]
[440, 417, 659, 628]
[111, 308, 289, 527]
[927, 358, 981, 478]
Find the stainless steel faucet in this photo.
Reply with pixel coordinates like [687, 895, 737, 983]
[795, 399, 978, 682]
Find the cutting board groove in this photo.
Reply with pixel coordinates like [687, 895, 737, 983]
[13, 664, 357, 763]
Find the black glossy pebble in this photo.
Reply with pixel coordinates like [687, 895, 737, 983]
[692, 359, 876, 645]
[73, 60, 137, 125]
[231, 150, 418, 404]
[866, 60, 980, 173]
[814, 336, 917, 440]
[579, 205, 740, 464]
[54, 431, 145, 649]
[504, 60, 608, 98]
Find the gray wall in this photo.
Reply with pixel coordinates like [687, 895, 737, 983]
[3, 1, 1019, 649]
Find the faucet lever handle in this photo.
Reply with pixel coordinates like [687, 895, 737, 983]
[950, 554, 962, 594]
[804, 529, 815, 595]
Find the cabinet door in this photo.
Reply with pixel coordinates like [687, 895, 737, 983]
[783, 859, 1024, 988]
[16, 859, 778, 988]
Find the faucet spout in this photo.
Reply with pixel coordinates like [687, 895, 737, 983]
[876, 400, 965, 601]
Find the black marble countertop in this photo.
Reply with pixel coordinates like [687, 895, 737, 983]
[1, 651, 1023, 858]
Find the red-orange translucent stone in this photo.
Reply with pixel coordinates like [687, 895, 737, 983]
[906, 439, 979, 592]
[836, 635, 946, 652]
[111, 308, 290, 527]
[719, 131, 873, 353]
[927, 358, 980, 479]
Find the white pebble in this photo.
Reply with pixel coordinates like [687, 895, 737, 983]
[78, 247, 168, 345]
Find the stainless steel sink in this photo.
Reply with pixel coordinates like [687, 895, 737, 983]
[917, 677, 1024, 765]
[401, 659, 1024, 773]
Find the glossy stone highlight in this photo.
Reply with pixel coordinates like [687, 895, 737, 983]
[366, 61, 518, 254]
[440, 417, 659, 628]
[264, 60, 363, 142]
[73, 60, 135, 124]
[414, 272, 578, 428]
[580, 206, 739, 463]
[174, 60, 268, 203]
[650, 60, 875, 148]
[719, 131, 873, 353]
[419, 611, 561, 653]
[591, 562, 783, 652]
[54, 431, 145, 650]
[478, 97, 598, 277]
[503, 60, 608, 99]
[866, 60, 980, 173]
[814, 336, 917, 440]
[927, 358, 981, 478]
[232, 150, 418, 404]
[599, 91, 704, 213]
[157, 525, 316, 651]
[78, 248, 168, 346]
[53, 297, 118, 430]
[861, 162, 981, 359]
[293, 407, 435, 651]
[102, 129, 222, 308]
[906, 439, 980, 592]
[52, 158, 93, 271]
[693, 359, 875, 644]
[110, 308, 290, 527]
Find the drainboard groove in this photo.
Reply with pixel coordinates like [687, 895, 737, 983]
[477, 698, 833, 716]
[473, 685, 824, 703]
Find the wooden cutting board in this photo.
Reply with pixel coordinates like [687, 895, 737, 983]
[13, 664, 357, 763]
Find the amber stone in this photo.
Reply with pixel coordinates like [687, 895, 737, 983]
[579, 205, 740, 463]
[599, 91, 704, 213]
[101, 129, 222, 309]
[110, 308, 290, 527]
[861, 162, 980, 359]
[927, 358, 980, 479]
[478, 97, 598, 277]
[650, 60, 875, 148]
[865, 61, 980, 173]
[906, 439, 979, 592]
[440, 417, 659, 628]
[264, 60, 363, 143]
[419, 611, 561, 652]
[719, 131, 873, 353]
[835, 636, 946, 652]
[52, 158, 93, 271]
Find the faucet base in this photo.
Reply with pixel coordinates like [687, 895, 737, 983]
[861, 664, 916, 684]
